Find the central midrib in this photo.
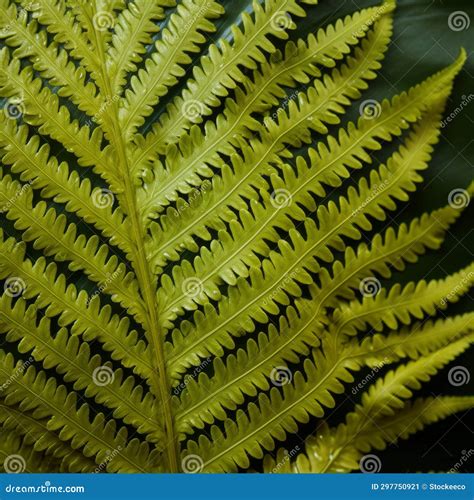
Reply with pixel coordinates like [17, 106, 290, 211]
[92, 25, 179, 473]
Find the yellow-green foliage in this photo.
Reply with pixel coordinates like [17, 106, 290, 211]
[0, 0, 472, 473]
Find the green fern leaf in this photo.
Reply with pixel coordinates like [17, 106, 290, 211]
[0, 0, 471, 474]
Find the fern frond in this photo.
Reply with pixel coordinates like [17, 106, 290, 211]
[350, 312, 474, 366]
[264, 396, 474, 473]
[334, 263, 474, 336]
[66, 0, 114, 58]
[355, 396, 474, 453]
[0, 350, 159, 472]
[157, 106, 450, 321]
[188, 336, 473, 471]
[0, 429, 57, 473]
[145, 47, 463, 278]
[120, 0, 224, 137]
[0, 294, 160, 442]
[0, 233, 151, 380]
[173, 211, 467, 429]
[292, 337, 474, 473]
[184, 348, 353, 471]
[177, 254, 474, 432]
[348, 335, 474, 421]
[108, 0, 174, 94]
[175, 303, 321, 433]
[0, 0, 471, 474]
[141, 11, 393, 221]
[0, 115, 132, 254]
[0, 403, 96, 472]
[0, 49, 116, 187]
[0, 0, 102, 117]
[165, 104, 453, 367]
[0, 173, 144, 320]
[319, 204, 462, 308]
[142, 0, 312, 145]
[136, 1, 394, 162]
[166, 200, 458, 376]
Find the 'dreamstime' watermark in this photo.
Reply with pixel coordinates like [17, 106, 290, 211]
[270, 446, 300, 473]
[441, 94, 474, 128]
[351, 357, 389, 395]
[353, 3, 392, 38]
[0, 179, 35, 213]
[449, 449, 473, 473]
[86, 95, 120, 126]
[0, 356, 34, 392]
[173, 180, 212, 218]
[86, 269, 123, 306]
[262, 268, 301, 306]
[351, 179, 391, 218]
[440, 272, 474, 306]
[3, 454, 26, 473]
[173, 357, 212, 396]
[94, 447, 123, 473]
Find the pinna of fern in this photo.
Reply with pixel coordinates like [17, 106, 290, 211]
[0, 0, 472, 474]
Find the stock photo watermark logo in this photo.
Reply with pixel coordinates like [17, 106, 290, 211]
[441, 94, 474, 128]
[93, 11, 114, 31]
[271, 446, 300, 473]
[448, 366, 470, 387]
[351, 357, 389, 395]
[449, 449, 473, 473]
[181, 277, 204, 299]
[448, 11, 470, 32]
[3, 277, 26, 298]
[359, 454, 382, 473]
[359, 277, 382, 298]
[270, 189, 292, 209]
[448, 188, 470, 210]
[0, 357, 34, 393]
[92, 365, 115, 386]
[3, 454, 26, 473]
[269, 90, 299, 122]
[92, 188, 115, 209]
[359, 99, 382, 120]
[270, 366, 293, 387]
[181, 454, 204, 473]
[270, 11, 293, 31]
[173, 357, 212, 396]
[182, 100, 205, 120]
[94, 447, 123, 473]
[182, 1, 214, 31]
[3, 96, 25, 120]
